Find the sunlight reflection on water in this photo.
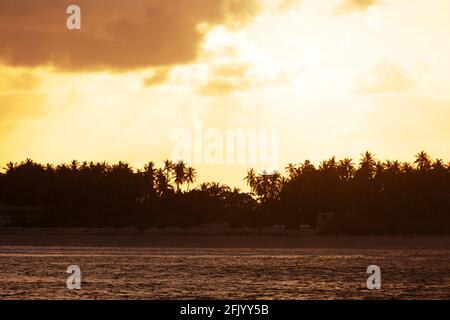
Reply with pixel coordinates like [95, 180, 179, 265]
[0, 247, 449, 299]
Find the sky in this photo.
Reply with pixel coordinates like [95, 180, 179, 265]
[1, 0, 450, 188]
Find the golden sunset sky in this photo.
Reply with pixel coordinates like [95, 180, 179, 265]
[1, 0, 450, 188]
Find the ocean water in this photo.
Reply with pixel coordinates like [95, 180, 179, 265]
[0, 246, 449, 299]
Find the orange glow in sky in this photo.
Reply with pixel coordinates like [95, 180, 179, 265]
[1, 0, 450, 188]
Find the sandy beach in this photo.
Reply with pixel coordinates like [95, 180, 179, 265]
[0, 228, 449, 249]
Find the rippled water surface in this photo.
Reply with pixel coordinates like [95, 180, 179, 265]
[0, 246, 449, 299]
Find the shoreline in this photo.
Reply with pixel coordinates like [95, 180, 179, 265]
[0, 229, 449, 249]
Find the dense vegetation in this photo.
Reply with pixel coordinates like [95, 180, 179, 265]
[0, 151, 449, 234]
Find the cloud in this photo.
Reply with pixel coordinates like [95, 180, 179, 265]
[354, 62, 413, 94]
[277, 0, 300, 13]
[334, 0, 380, 14]
[143, 68, 171, 87]
[199, 78, 252, 96]
[0, 0, 260, 71]
[198, 63, 253, 95]
[0, 68, 41, 92]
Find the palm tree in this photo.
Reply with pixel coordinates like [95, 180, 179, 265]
[268, 171, 283, 200]
[156, 168, 173, 196]
[358, 151, 376, 179]
[285, 163, 300, 179]
[360, 151, 376, 167]
[185, 166, 197, 191]
[300, 159, 315, 173]
[5, 162, 16, 174]
[338, 158, 354, 181]
[45, 163, 55, 173]
[142, 161, 157, 197]
[203, 182, 230, 199]
[144, 161, 157, 179]
[432, 158, 445, 171]
[375, 161, 385, 177]
[70, 160, 79, 172]
[319, 156, 337, 172]
[246, 170, 282, 202]
[244, 168, 257, 190]
[163, 160, 175, 180]
[199, 182, 210, 191]
[174, 161, 187, 192]
[385, 160, 402, 174]
[401, 161, 413, 173]
[414, 151, 432, 171]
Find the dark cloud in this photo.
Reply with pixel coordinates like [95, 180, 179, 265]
[0, 0, 259, 71]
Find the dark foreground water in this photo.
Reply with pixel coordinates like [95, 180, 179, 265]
[0, 246, 449, 299]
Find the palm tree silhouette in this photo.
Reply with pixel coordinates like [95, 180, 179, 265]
[0, 153, 449, 234]
[163, 160, 175, 180]
[285, 163, 300, 179]
[174, 161, 187, 193]
[358, 151, 377, 179]
[185, 166, 197, 191]
[156, 168, 173, 196]
[244, 168, 257, 191]
[415, 151, 432, 171]
[432, 159, 445, 171]
[338, 158, 354, 181]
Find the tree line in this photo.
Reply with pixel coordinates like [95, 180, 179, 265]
[0, 151, 449, 234]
